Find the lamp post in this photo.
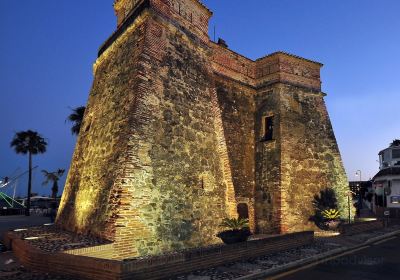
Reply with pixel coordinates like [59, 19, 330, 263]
[347, 190, 356, 224]
[355, 170, 362, 215]
[355, 170, 362, 182]
[347, 191, 352, 224]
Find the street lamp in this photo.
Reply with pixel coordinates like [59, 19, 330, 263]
[355, 170, 362, 182]
[355, 170, 362, 216]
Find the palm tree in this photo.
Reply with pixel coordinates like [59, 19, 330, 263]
[42, 169, 65, 199]
[67, 106, 85, 135]
[10, 130, 47, 216]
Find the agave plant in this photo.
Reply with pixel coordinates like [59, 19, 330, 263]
[218, 218, 251, 244]
[309, 188, 341, 230]
[322, 209, 340, 220]
[220, 218, 249, 230]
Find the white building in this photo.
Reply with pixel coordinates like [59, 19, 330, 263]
[373, 140, 400, 216]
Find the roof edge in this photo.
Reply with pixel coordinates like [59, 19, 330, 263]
[256, 51, 323, 66]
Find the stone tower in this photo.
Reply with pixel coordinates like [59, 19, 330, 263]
[57, 0, 349, 259]
[57, 0, 237, 258]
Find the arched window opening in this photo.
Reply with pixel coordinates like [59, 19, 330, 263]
[237, 203, 249, 220]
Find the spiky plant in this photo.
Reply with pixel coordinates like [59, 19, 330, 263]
[220, 218, 249, 230]
[309, 188, 340, 230]
[322, 209, 340, 220]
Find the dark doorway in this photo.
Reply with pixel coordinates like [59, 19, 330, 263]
[237, 203, 249, 220]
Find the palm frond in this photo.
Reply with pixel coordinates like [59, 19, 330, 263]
[11, 130, 47, 155]
[67, 106, 86, 135]
[41, 169, 65, 186]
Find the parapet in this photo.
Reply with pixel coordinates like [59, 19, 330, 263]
[256, 52, 322, 91]
[211, 41, 257, 87]
[211, 43, 323, 92]
[112, 1, 323, 91]
[114, 0, 211, 42]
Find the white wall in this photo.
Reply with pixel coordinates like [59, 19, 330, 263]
[387, 180, 400, 208]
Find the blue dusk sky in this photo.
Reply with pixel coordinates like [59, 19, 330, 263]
[0, 0, 399, 197]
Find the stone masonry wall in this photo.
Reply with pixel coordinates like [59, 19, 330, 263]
[277, 84, 349, 232]
[254, 87, 283, 233]
[57, 14, 148, 238]
[214, 76, 256, 230]
[109, 13, 234, 257]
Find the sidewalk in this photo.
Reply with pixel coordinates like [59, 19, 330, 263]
[0, 215, 49, 238]
[172, 225, 400, 280]
[1, 224, 400, 280]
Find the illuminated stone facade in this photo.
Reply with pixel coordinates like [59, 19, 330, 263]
[57, 0, 349, 258]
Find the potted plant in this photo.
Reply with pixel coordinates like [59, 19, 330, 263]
[217, 218, 251, 244]
[322, 209, 341, 230]
[309, 188, 341, 231]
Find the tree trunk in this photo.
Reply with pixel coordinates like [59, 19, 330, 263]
[52, 180, 58, 200]
[26, 152, 32, 216]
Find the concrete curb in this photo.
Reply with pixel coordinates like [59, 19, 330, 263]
[237, 229, 400, 280]
[364, 229, 400, 244]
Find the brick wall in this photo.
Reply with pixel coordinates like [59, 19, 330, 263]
[211, 42, 256, 86]
[256, 52, 322, 91]
[6, 231, 313, 280]
[115, 0, 212, 42]
[9, 237, 121, 280]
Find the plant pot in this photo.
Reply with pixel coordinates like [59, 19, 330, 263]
[325, 220, 340, 230]
[217, 228, 251, 244]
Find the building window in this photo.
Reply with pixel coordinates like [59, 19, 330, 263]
[391, 196, 400, 204]
[392, 149, 400, 159]
[262, 115, 274, 141]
